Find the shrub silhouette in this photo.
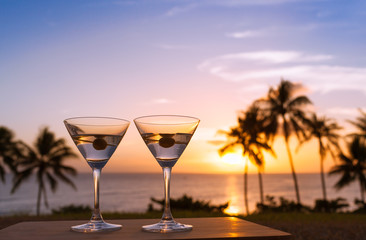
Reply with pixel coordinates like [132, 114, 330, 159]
[256, 195, 310, 213]
[148, 194, 228, 213]
[52, 204, 91, 214]
[313, 198, 349, 213]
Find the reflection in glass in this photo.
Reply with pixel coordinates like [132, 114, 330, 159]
[64, 117, 129, 232]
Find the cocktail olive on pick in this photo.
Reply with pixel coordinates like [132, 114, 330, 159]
[159, 134, 175, 148]
[93, 138, 108, 150]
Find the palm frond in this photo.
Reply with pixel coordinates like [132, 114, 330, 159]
[42, 185, 49, 208]
[218, 142, 238, 156]
[288, 96, 312, 109]
[46, 172, 58, 192]
[348, 109, 366, 134]
[358, 173, 366, 189]
[57, 165, 77, 176]
[11, 168, 34, 193]
[290, 116, 306, 142]
[0, 165, 5, 183]
[216, 129, 229, 135]
[248, 149, 263, 167]
[48, 150, 76, 164]
[9, 127, 78, 215]
[3, 156, 17, 173]
[329, 136, 366, 193]
[54, 169, 77, 190]
[333, 171, 354, 190]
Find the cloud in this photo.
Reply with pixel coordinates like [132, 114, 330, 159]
[151, 98, 173, 104]
[140, 98, 175, 106]
[237, 83, 271, 97]
[226, 30, 263, 39]
[325, 107, 362, 117]
[217, 51, 333, 64]
[164, 0, 309, 17]
[198, 50, 366, 94]
[165, 3, 197, 17]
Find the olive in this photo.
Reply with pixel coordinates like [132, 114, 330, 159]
[159, 135, 175, 148]
[93, 138, 107, 150]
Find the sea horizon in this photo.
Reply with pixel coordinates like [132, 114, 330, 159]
[0, 172, 360, 216]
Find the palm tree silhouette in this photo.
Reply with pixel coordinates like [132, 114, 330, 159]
[219, 104, 275, 214]
[11, 127, 77, 216]
[303, 113, 342, 201]
[348, 109, 366, 138]
[0, 126, 21, 183]
[329, 136, 366, 204]
[256, 79, 312, 205]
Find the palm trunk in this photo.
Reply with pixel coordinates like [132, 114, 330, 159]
[284, 138, 301, 205]
[36, 183, 42, 216]
[258, 167, 264, 204]
[244, 157, 249, 215]
[360, 180, 365, 204]
[320, 156, 327, 201]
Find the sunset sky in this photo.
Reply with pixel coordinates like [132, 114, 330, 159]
[1, 0, 366, 174]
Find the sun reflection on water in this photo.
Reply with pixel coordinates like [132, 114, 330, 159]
[223, 174, 243, 215]
[224, 205, 240, 215]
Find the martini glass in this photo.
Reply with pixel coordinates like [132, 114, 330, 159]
[134, 115, 200, 233]
[64, 117, 129, 233]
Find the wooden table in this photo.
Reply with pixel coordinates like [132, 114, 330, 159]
[0, 217, 292, 240]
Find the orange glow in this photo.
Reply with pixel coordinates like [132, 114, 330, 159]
[223, 175, 243, 215]
[221, 153, 242, 165]
[70, 127, 332, 174]
[224, 205, 240, 215]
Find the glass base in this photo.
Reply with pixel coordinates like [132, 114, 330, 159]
[142, 220, 192, 233]
[71, 220, 121, 233]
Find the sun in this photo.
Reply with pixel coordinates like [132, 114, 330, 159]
[221, 153, 242, 165]
[224, 205, 241, 215]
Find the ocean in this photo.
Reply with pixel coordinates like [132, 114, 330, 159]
[0, 173, 361, 216]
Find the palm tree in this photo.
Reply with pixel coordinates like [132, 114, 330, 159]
[11, 127, 77, 216]
[303, 113, 342, 201]
[0, 126, 21, 183]
[219, 122, 250, 215]
[329, 136, 366, 203]
[348, 109, 366, 138]
[242, 104, 276, 205]
[219, 104, 275, 214]
[256, 79, 312, 205]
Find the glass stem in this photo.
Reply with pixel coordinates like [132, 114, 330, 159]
[91, 168, 103, 222]
[161, 167, 174, 222]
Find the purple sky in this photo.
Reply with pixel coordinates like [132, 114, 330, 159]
[1, 0, 366, 173]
